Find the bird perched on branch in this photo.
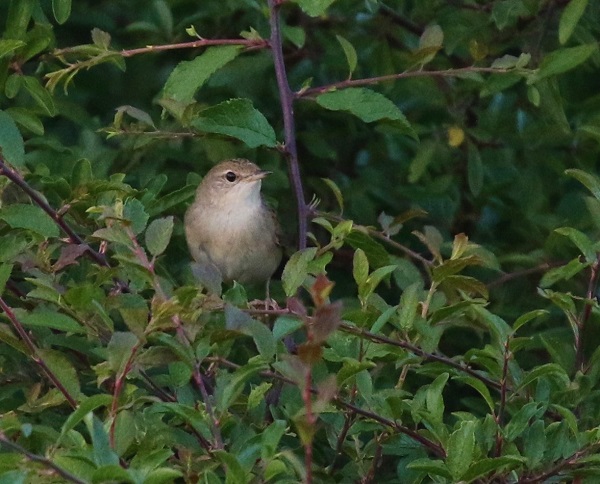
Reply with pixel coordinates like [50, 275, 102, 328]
[184, 159, 282, 290]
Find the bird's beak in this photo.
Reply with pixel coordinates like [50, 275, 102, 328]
[246, 170, 272, 182]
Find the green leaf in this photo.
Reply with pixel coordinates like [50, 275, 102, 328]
[282, 248, 318, 297]
[123, 198, 149, 235]
[21, 76, 56, 116]
[52, 0, 71, 24]
[336, 358, 376, 385]
[17, 308, 85, 334]
[59, 394, 113, 443]
[0, 40, 26, 60]
[5, 0, 35, 39]
[536, 44, 597, 80]
[336, 35, 357, 78]
[261, 420, 287, 460]
[316, 88, 416, 138]
[283, 25, 305, 48]
[345, 230, 390, 269]
[523, 420, 546, 468]
[559, 0, 588, 44]
[518, 363, 570, 390]
[513, 309, 548, 332]
[0, 110, 25, 167]
[248, 382, 272, 410]
[145, 216, 174, 257]
[0, 264, 13, 296]
[0, 204, 59, 238]
[504, 402, 543, 442]
[462, 456, 526, 482]
[554, 227, 596, 262]
[91, 28, 111, 49]
[191, 98, 277, 148]
[353, 248, 369, 287]
[397, 281, 421, 330]
[415, 24, 443, 65]
[225, 304, 276, 360]
[5, 107, 44, 135]
[455, 376, 495, 412]
[294, 0, 337, 17]
[446, 420, 476, 480]
[539, 257, 588, 288]
[566, 168, 600, 200]
[107, 332, 139, 374]
[87, 414, 120, 466]
[161, 45, 241, 104]
[214, 451, 247, 484]
[146, 184, 196, 217]
[426, 373, 448, 424]
[38, 348, 81, 399]
[321, 178, 344, 214]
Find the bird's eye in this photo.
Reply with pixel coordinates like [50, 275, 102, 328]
[225, 171, 237, 182]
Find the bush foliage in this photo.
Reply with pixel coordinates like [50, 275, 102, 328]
[1, 0, 600, 482]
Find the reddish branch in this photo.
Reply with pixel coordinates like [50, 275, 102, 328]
[0, 432, 86, 484]
[109, 342, 141, 449]
[268, 0, 309, 250]
[0, 157, 112, 269]
[0, 297, 78, 409]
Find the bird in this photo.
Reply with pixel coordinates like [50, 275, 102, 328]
[184, 159, 282, 288]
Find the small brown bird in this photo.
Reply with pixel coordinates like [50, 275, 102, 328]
[184, 159, 282, 286]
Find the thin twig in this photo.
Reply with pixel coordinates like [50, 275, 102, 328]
[518, 445, 599, 483]
[0, 432, 86, 484]
[51, 38, 268, 59]
[297, 66, 515, 98]
[246, 307, 502, 391]
[339, 322, 502, 391]
[494, 337, 511, 457]
[268, 0, 309, 250]
[193, 360, 224, 450]
[312, 210, 433, 271]
[0, 297, 78, 409]
[206, 356, 446, 458]
[0, 157, 110, 269]
[120, 38, 268, 57]
[487, 260, 565, 289]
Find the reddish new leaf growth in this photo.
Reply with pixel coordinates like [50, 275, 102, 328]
[311, 301, 342, 344]
[310, 273, 335, 307]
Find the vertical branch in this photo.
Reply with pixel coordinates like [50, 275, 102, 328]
[267, 0, 309, 250]
[494, 337, 510, 457]
[109, 343, 141, 449]
[576, 253, 600, 371]
[302, 362, 316, 484]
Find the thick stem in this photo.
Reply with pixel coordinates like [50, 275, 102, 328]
[268, 0, 308, 250]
